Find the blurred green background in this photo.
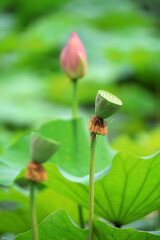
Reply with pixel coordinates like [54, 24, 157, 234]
[0, 0, 160, 239]
[0, 0, 160, 149]
[0, 0, 160, 151]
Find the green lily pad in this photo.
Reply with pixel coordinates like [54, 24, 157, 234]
[37, 118, 115, 179]
[45, 151, 160, 225]
[0, 186, 87, 234]
[15, 210, 160, 240]
[0, 118, 115, 186]
[94, 219, 160, 240]
[0, 135, 30, 186]
[1, 118, 160, 225]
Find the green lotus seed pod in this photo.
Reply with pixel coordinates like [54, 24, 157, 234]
[30, 132, 60, 164]
[95, 90, 123, 119]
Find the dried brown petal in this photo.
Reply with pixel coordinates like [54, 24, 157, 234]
[88, 115, 108, 136]
[25, 162, 47, 182]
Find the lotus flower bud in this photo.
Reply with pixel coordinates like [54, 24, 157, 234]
[60, 32, 87, 80]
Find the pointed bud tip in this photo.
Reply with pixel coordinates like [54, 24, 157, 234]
[71, 32, 78, 37]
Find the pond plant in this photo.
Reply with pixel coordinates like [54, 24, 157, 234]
[88, 90, 122, 239]
[60, 32, 88, 228]
[0, 32, 160, 240]
[25, 133, 60, 240]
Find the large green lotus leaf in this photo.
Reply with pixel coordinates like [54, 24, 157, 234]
[0, 118, 114, 186]
[37, 118, 115, 179]
[0, 186, 88, 234]
[15, 210, 87, 240]
[93, 219, 160, 240]
[0, 135, 30, 186]
[15, 210, 160, 240]
[1, 121, 160, 225]
[45, 151, 160, 225]
[0, 187, 30, 234]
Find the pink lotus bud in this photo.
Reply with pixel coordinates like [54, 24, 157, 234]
[60, 32, 87, 80]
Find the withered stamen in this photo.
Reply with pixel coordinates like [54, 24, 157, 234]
[25, 162, 47, 182]
[88, 115, 108, 136]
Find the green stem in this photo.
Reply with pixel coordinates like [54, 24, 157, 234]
[72, 79, 84, 227]
[72, 79, 84, 228]
[88, 133, 96, 240]
[72, 79, 78, 118]
[30, 181, 38, 240]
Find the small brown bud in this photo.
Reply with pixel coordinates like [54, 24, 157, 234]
[25, 162, 47, 182]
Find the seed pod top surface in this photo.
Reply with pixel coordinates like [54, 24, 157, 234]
[30, 132, 60, 164]
[95, 90, 123, 119]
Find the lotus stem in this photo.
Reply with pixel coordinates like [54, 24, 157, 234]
[72, 79, 78, 118]
[30, 181, 38, 240]
[88, 133, 96, 240]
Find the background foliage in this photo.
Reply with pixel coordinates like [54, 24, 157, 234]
[0, 0, 160, 239]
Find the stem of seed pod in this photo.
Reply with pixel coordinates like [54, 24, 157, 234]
[72, 79, 78, 118]
[30, 181, 38, 240]
[88, 133, 96, 240]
